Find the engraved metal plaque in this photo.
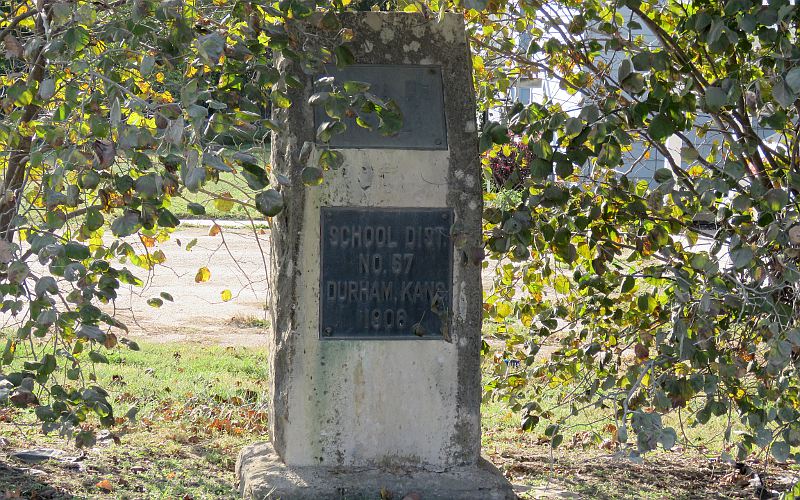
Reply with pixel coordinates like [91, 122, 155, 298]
[314, 65, 447, 150]
[320, 207, 453, 340]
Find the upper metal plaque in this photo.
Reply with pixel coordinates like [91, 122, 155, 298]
[320, 207, 453, 340]
[314, 65, 447, 150]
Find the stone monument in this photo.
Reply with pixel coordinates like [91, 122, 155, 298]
[236, 11, 515, 500]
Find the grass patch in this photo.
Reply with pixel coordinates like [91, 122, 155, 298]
[168, 171, 253, 220]
[0, 340, 797, 499]
[227, 314, 270, 329]
[168, 146, 270, 220]
[0, 343, 268, 499]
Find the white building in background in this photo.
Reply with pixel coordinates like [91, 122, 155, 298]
[497, 12, 777, 186]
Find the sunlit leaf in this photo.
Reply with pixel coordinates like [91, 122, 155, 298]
[195, 266, 211, 283]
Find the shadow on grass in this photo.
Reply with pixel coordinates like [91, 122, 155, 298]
[0, 461, 74, 499]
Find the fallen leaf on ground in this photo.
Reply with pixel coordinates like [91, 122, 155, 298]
[96, 479, 113, 492]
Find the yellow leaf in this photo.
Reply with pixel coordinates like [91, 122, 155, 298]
[214, 192, 235, 213]
[688, 165, 705, 177]
[221, 289, 232, 301]
[141, 235, 156, 248]
[208, 224, 221, 237]
[495, 301, 513, 318]
[195, 266, 211, 283]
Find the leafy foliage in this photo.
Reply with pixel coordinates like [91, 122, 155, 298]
[485, 135, 535, 189]
[0, 0, 362, 444]
[457, 0, 800, 460]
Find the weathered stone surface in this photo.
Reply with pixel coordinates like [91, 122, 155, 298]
[237, 442, 517, 500]
[262, 11, 484, 469]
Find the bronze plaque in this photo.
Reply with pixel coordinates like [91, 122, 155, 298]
[314, 65, 447, 150]
[320, 207, 453, 339]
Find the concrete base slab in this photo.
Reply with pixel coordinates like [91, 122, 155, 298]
[236, 442, 517, 500]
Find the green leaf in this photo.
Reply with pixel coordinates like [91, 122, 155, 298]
[318, 10, 341, 30]
[182, 150, 206, 192]
[377, 103, 403, 136]
[308, 92, 330, 106]
[39, 79, 55, 100]
[731, 246, 754, 269]
[617, 59, 633, 82]
[554, 276, 571, 294]
[530, 158, 553, 179]
[135, 174, 162, 198]
[637, 294, 657, 313]
[631, 52, 652, 71]
[255, 189, 284, 217]
[140, 54, 155, 76]
[157, 209, 180, 228]
[64, 26, 89, 52]
[621, 73, 645, 94]
[53, 104, 71, 122]
[242, 164, 269, 190]
[597, 141, 621, 167]
[196, 33, 225, 65]
[271, 91, 292, 109]
[317, 121, 346, 143]
[302, 167, 324, 186]
[319, 150, 344, 170]
[654, 168, 673, 183]
[621, 276, 635, 293]
[14, 88, 34, 107]
[7, 261, 29, 284]
[334, 45, 355, 69]
[203, 153, 232, 172]
[35, 277, 58, 297]
[147, 297, 163, 308]
[786, 68, 800, 93]
[774, 79, 795, 108]
[85, 209, 104, 232]
[343, 80, 370, 93]
[111, 211, 142, 237]
[214, 194, 235, 213]
[659, 428, 677, 450]
[648, 114, 675, 141]
[704, 86, 727, 110]
[763, 188, 788, 211]
[772, 440, 790, 463]
[564, 117, 583, 137]
[64, 242, 90, 261]
[89, 351, 109, 364]
[187, 202, 206, 216]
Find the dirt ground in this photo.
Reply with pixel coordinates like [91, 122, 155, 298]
[0, 220, 503, 347]
[102, 222, 272, 347]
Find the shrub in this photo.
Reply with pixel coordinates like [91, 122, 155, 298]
[485, 137, 536, 189]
